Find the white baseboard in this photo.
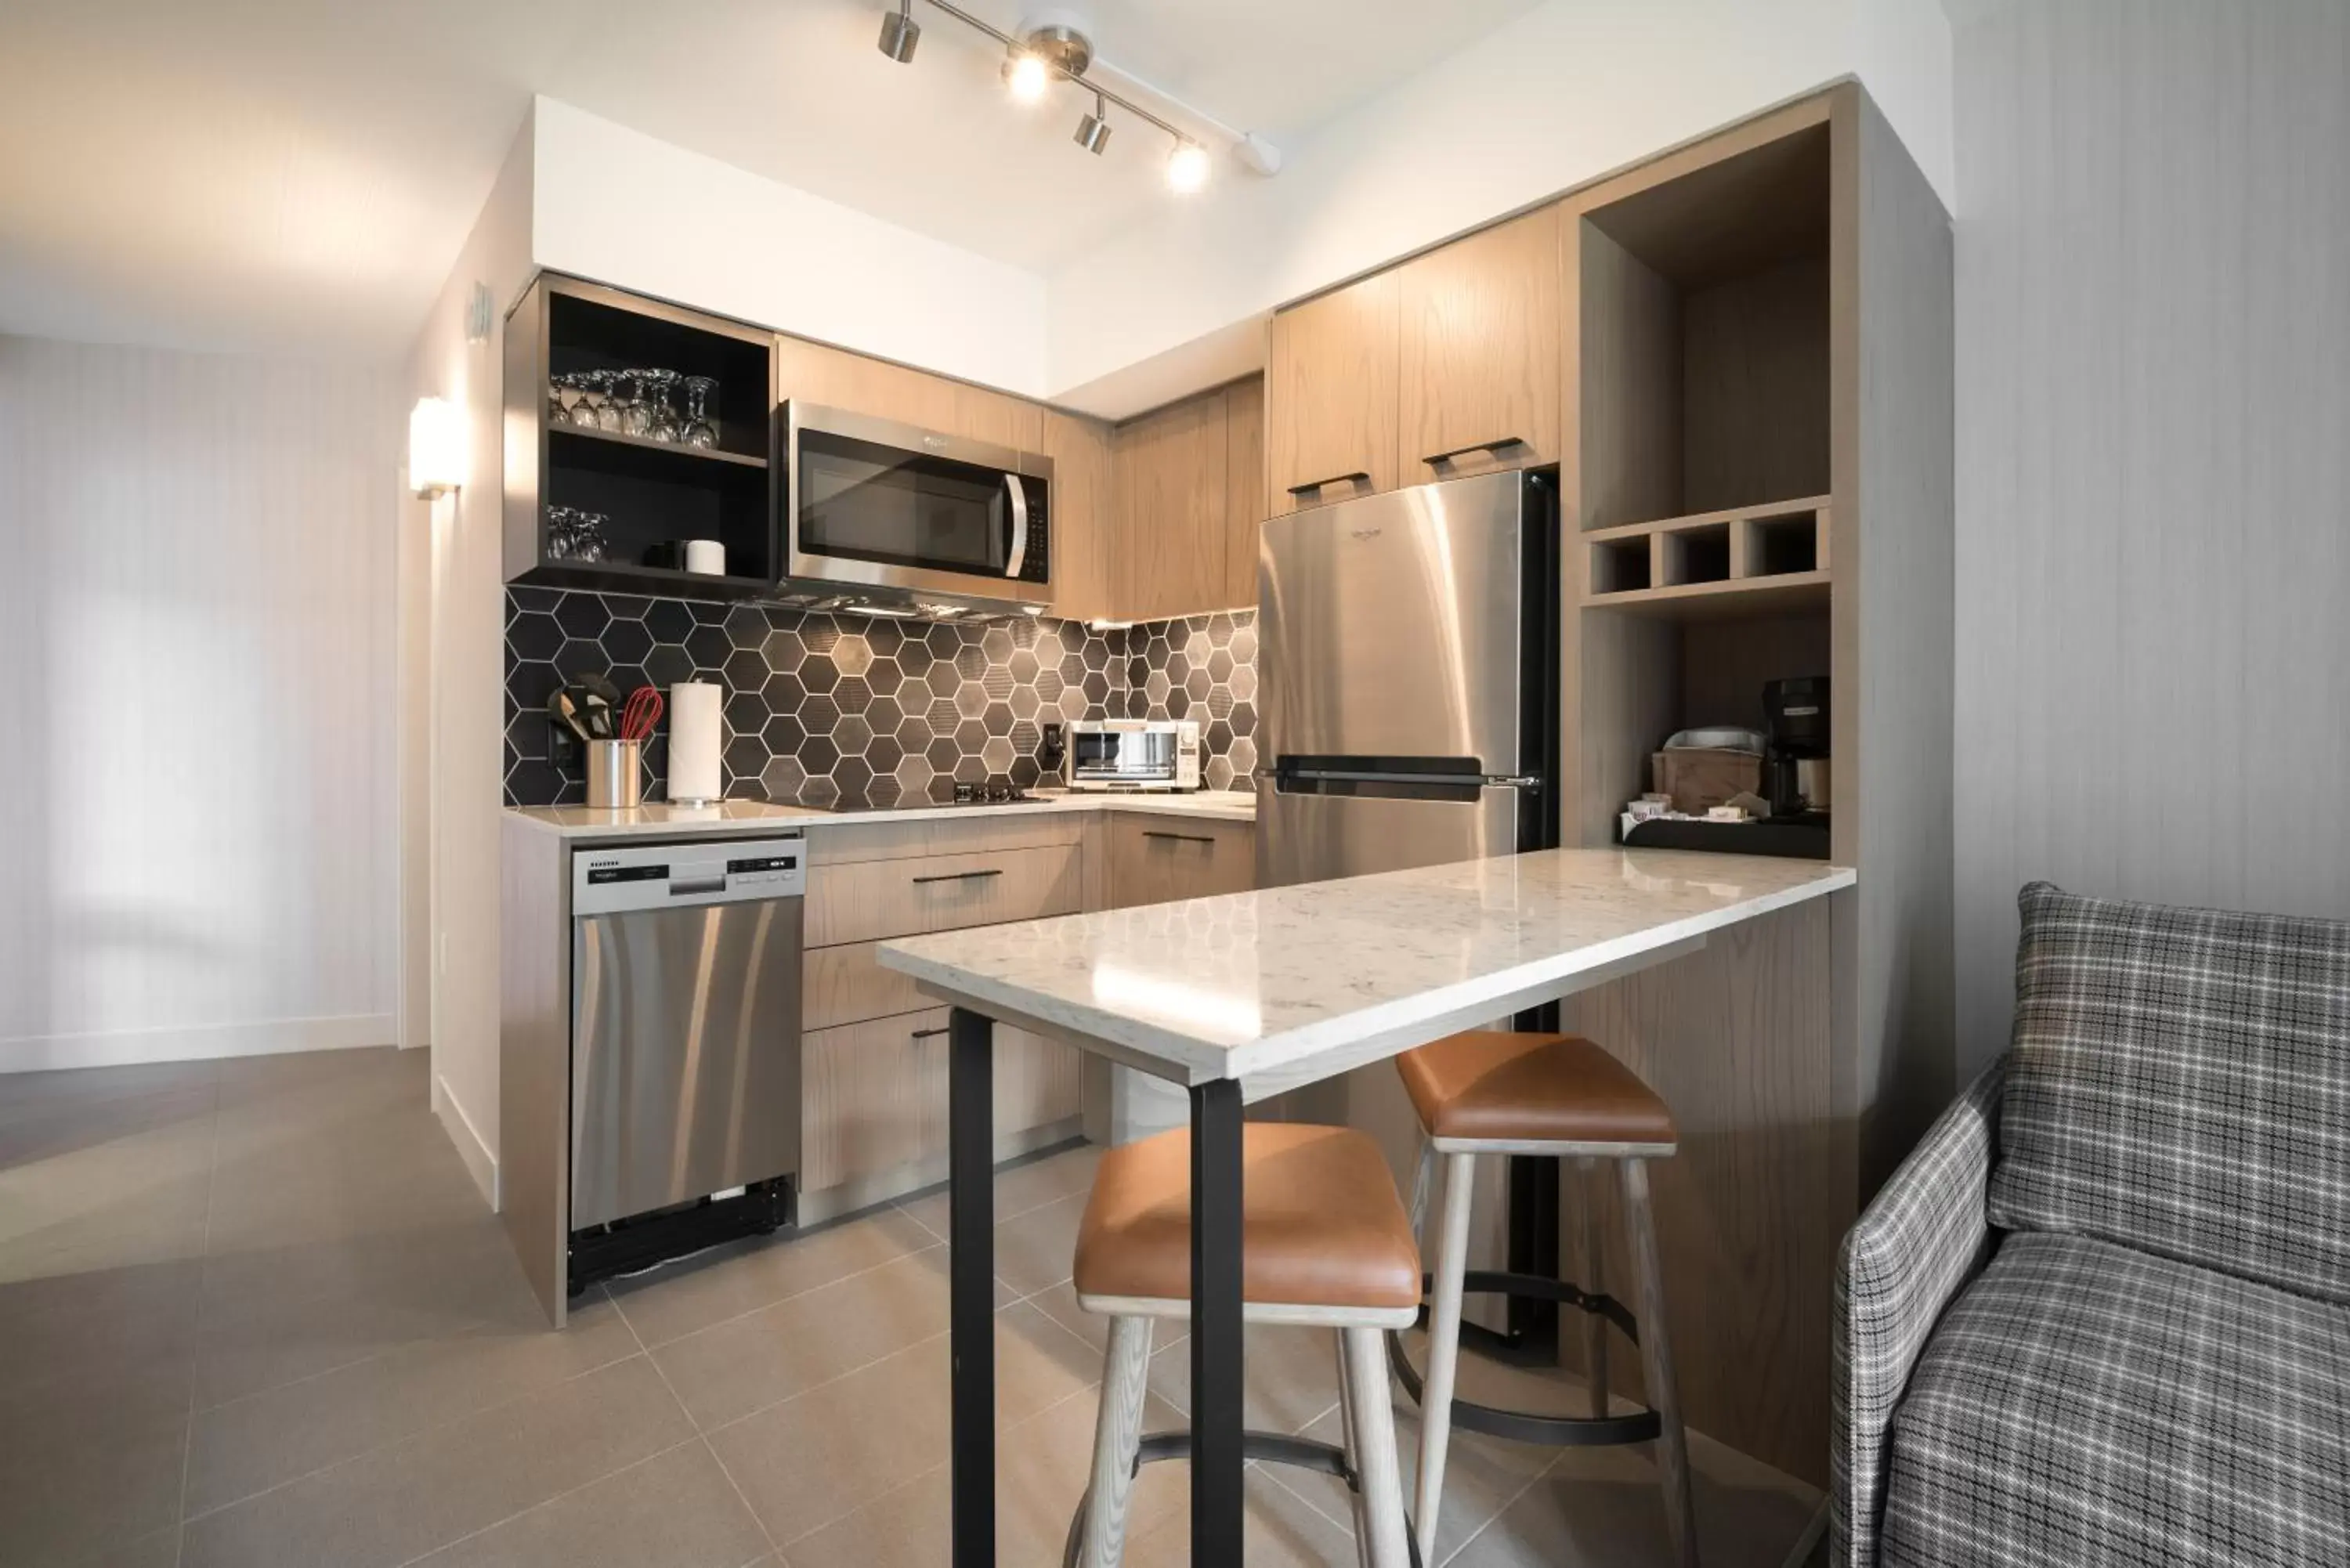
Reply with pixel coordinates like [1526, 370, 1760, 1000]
[0, 1013, 395, 1075]
[432, 1072, 500, 1211]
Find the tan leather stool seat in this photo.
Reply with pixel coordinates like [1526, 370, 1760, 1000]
[1397, 1031, 1677, 1147]
[1073, 1122, 1421, 1312]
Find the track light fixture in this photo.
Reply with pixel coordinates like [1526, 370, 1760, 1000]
[877, 0, 920, 62]
[1074, 90, 1112, 154]
[873, 4, 1277, 195]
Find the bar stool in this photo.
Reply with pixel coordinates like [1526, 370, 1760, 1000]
[1390, 1031, 1697, 1567]
[1063, 1122, 1422, 1568]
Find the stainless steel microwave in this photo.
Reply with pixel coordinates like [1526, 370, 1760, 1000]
[780, 402, 1052, 617]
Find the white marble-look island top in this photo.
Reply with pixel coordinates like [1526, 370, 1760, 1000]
[877, 847, 1853, 1093]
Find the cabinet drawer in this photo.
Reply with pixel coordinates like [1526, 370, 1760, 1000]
[801, 1009, 1082, 1193]
[805, 842, 1082, 948]
[1108, 815, 1255, 909]
[802, 940, 931, 1031]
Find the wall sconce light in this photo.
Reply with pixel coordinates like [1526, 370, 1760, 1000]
[409, 396, 465, 498]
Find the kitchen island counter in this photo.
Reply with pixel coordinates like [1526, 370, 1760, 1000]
[877, 847, 1852, 1565]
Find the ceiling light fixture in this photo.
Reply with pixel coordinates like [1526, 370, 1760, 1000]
[1166, 139, 1210, 193]
[877, 0, 920, 61]
[1074, 90, 1112, 154]
[873, 2, 1277, 194]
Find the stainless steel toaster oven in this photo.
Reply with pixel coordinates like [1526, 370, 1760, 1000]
[1065, 719, 1200, 791]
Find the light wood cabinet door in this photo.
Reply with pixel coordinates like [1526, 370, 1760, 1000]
[1397, 206, 1564, 482]
[1267, 270, 1400, 513]
[1040, 408, 1115, 625]
[1108, 815, 1255, 909]
[800, 1009, 1079, 1191]
[774, 333, 1041, 453]
[804, 842, 1082, 948]
[1112, 387, 1230, 623]
[1222, 376, 1267, 608]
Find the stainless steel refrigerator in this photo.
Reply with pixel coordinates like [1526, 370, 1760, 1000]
[1254, 465, 1561, 1333]
[1256, 466, 1559, 883]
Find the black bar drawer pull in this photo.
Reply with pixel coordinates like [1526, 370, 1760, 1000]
[912, 869, 1004, 884]
[1423, 435, 1524, 465]
[910, 1026, 949, 1040]
[1285, 469, 1370, 495]
[1143, 831, 1218, 845]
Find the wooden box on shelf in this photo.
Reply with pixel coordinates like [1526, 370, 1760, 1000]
[503, 274, 778, 598]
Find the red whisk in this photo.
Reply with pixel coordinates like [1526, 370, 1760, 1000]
[620, 685, 664, 743]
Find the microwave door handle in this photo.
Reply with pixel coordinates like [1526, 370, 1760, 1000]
[1003, 473, 1028, 579]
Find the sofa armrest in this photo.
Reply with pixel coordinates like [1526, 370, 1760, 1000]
[1831, 1056, 2006, 1568]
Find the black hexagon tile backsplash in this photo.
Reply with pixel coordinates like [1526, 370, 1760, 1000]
[504, 587, 1258, 809]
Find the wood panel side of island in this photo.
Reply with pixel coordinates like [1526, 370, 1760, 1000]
[1557, 891, 1842, 1487]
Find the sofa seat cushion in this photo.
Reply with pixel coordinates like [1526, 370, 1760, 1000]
[1882, 1230, 2350, 1568]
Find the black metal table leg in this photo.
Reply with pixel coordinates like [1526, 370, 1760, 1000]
[949, 1008, 996, 1567]
[1189, 1077, 1245, 1564]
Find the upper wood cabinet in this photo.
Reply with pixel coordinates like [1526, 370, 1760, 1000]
[1039, 409, 1114, 625]
[1397, 206, 1563, 480]
[1221, 376, 1266, 608]
[1267, 270, 1401, 513]
[1114, 387, 1231, 623]
[1107, 377, 1267, 623]
[772, 333, 1039, 452]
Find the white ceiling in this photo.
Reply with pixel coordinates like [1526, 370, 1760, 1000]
[0, 0, 1542, 363]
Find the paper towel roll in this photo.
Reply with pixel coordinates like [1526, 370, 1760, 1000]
[684, 539, 725, 576]
[667, 681, 723, 804]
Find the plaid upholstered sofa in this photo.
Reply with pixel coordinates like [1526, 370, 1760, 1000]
[1832, 882, 2350, 1566]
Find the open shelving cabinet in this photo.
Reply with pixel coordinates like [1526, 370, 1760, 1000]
[1569, 108, 1837, 847]
[503, 275, 779, 597]
[1549, 83, 1955, 1492]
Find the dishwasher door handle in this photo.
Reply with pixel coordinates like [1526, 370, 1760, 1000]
[667, 877, 727, 898]
[912, 869, 1003, 884]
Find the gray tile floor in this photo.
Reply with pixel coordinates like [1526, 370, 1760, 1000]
[0, 1046, 1826, 1566]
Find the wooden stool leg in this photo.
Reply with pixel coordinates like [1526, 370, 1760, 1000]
[1343, 1325, 1412, 1568]
[1081, 1314, 1153, 1568]
[1579, 1154, 1610, 1419]
[1413, 1150, 1477, 1563]
[1622, 1158, 1697, 1567]
[1332, 1331, 1372, 1568]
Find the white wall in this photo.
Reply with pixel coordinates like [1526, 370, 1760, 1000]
[0, 336, 400, 1071]
[530, 97, 1049, 398]
[1951, 0, 2350, 1076]
[405, 113, 538, 1205]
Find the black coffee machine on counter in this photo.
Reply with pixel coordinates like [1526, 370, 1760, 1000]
[1762, 676, 1831, 821]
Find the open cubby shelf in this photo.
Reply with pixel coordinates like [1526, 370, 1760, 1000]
[1582, 495, 1830, 613]
[507, 276, 780, 594]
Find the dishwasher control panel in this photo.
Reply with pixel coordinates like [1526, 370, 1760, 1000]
[572, 833, 807, 916]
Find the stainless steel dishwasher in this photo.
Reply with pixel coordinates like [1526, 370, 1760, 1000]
[568, 833, 804, 1287]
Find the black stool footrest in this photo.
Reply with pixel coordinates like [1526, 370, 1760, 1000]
[1062, 1430, 1424, 1567]
[1390, 1269, 1664, 1449]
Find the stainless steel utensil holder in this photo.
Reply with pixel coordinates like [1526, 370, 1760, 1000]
[586, 739, 644, 810]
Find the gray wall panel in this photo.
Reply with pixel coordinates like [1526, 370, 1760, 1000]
[1952, 1, 2350, 1075]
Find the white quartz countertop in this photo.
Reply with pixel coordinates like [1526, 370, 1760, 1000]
[504, 789, 1256, 840]
[877, 848, 1853, 1089]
